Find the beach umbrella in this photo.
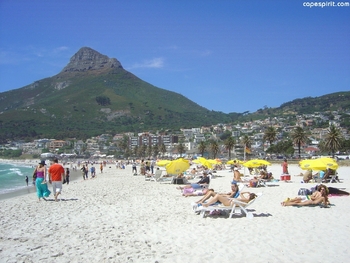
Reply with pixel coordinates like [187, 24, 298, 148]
[243, 159, 271, 168]
[197, 157, 213, 169]
[299, 158, 338, 171]
[156, 160, 171, 167]
[165, 158, 190, 175]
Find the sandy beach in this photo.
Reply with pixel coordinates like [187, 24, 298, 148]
[0, 162, 349, 262]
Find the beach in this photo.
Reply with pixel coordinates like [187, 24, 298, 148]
[0, 162, 349, 262]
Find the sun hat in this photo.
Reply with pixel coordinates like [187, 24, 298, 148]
[39, 160, 46, 166]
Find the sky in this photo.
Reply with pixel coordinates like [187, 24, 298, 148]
[0, 0, 349, 114]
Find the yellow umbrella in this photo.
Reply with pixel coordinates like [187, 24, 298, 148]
[299, 158, 338, 171]
[165, 158, 190, 175]
[243, 159, 271, 168]
[156, 160, 171, 167]
[197, 157, 213, 169]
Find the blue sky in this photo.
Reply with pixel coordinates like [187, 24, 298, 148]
[0, 0, 349, 113]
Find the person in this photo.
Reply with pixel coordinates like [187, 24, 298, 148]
[90, 165, 96, 178]
[132, 161, 137, 175]
[81, 164, 87, 180]
[65, 168, 70, 184]
[176, 172, 210, 190]
[25, 175, 29, 186]
[282, 159, 289, 174]
[33, 160, 51, 201]
[140, 160, 146, 175]
[183, 187, 212, 197]
[302, 170, 313, 183]
[195, 180, 240, 204]
[48, 158, 66, 202]
[281, 184, 329, 207]
[150, 159, 155, 174]
[233, 167, 242, 182]
[100, 163, 103, 173]
[202, 191, 257, 207]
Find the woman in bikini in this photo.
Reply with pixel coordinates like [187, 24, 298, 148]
[281, 184, 329, 207]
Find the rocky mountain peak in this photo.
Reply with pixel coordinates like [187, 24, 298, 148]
[61, 47, 123, 73]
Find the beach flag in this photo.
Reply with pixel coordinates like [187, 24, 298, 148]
[245, 146, 251, 154]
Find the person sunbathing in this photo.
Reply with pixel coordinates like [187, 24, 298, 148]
[176, 172, 210, 190]
[202, 191, 257, 207]
[183, 187, 214, 197]
[195, 180, 240, 204]
[281, 184, 330, 207]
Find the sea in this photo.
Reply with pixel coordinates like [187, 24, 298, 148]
[0, 162, 36, 194]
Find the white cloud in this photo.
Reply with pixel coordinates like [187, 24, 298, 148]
[129, 57, 164, 69]
[54, 46, 69, 53]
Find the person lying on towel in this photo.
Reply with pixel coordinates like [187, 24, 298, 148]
[281, 184, 330, 207]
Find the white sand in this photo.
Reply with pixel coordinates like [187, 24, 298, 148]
[0, 163, 349, 263]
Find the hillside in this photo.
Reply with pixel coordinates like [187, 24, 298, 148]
[0, 47, 233, 141]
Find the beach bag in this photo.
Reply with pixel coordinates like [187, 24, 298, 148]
[298, 188, 311, 196]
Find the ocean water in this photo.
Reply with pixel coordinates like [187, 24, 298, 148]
[0, 163, 36, 194]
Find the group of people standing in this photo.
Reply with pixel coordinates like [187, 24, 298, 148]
[31, 158, 68, 202]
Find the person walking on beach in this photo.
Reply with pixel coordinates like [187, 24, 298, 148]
[25, 176, 29, 186]
[100, 162, 103, 173]
[33, 160, 51, 201]
[65, 168, 70, 185]
[48, 158, 65, 202]
[132, 161, 137, 175]
[282, 159, 289, 174]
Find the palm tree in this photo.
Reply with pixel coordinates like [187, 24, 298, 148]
[198, 140, 206, 157]
[224, 136, 235, 160]
[152, 144, 159, 158]
[263, 126, 277, 147]
[209, 140, 220, 159]
[324, 124, 343, 157]
[290, 126, 308, 159]
[159, 143, 166, 157]
[241, 135, 252, 160]
[177, 143, 186, 157]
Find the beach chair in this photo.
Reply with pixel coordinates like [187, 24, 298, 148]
[149, 170, 163, 182]
[198, 192, 263, 219]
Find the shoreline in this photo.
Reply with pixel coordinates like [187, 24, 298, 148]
[0, 166, 82, 201]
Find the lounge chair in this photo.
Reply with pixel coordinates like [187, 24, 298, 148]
[197, 192, 263, 218]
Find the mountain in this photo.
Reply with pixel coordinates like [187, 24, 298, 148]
[0, 47, 234, 141]
[0, 47, 349, 142]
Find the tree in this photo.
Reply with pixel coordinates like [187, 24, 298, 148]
[263, 126, 277, 146]
[159, 143, 166, 157]
[290, 126, 308, 159]
[198, 140, 206, 157]
[152, 144, 159, 158]
[324, 124, 343, 157]
[209, 140, 219, 159]
[177, 143, 186, 157]
[147, 145, 152, 158]
[224, 136, 235, 160]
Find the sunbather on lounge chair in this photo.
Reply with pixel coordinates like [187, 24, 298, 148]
[176, 172, 210, 190]
[281, 184, 330, 207]
[202, 191, 257, 207]
[195, 180, 240, 204]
